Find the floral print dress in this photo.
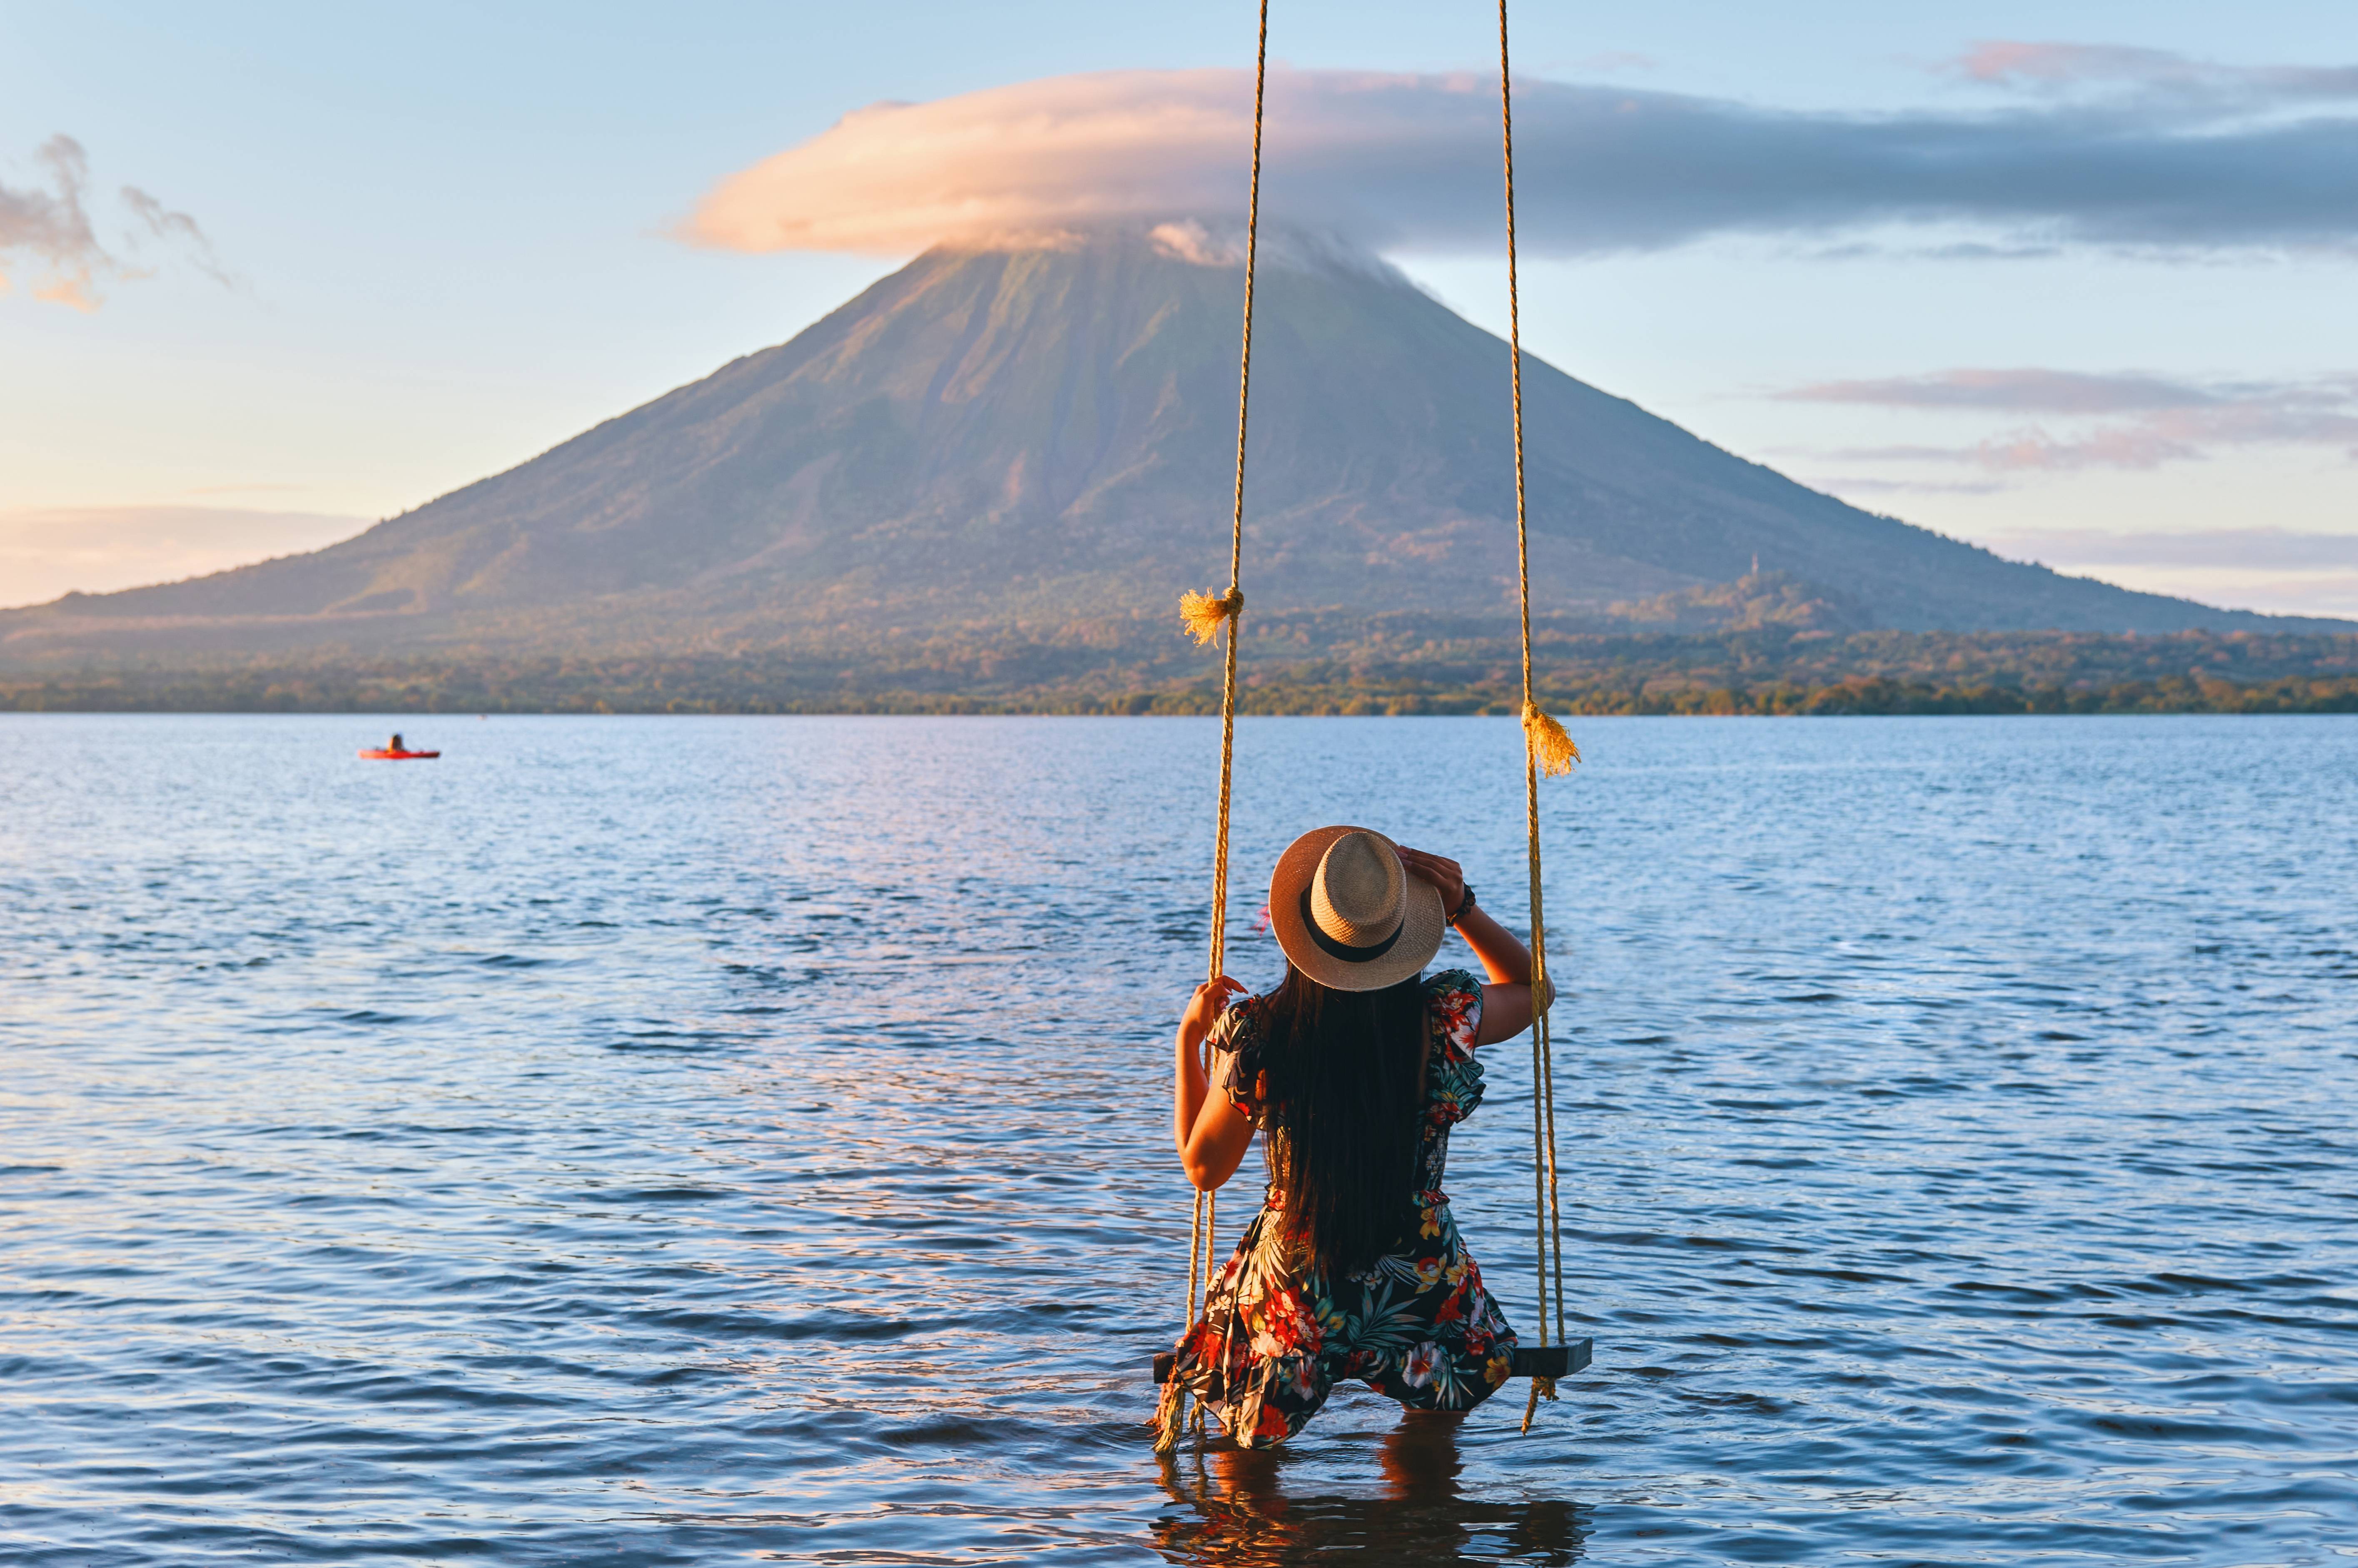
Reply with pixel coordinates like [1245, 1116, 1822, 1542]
[1163, 969, 1519, 1448]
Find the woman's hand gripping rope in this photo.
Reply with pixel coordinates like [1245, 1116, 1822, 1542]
[1181, 975, 1246, 1043]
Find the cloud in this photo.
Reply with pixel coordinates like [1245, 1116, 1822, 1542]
[684, 57, 2358, 259]
[1783, 369, 2358, 472]
[120, 185, 231, 287]
[2084, 568, 2358, 618]
[0, 136, 108, 308]
[1784, 368, 2222, 413]
[1974, 528, 2358, 570]
[0, 135, 227, 309]
[1963, 525, 2358, 617]
[0, 506, 366, 607]
[1949, 40, 2358, 105]
[1796, 474, 2009, 496]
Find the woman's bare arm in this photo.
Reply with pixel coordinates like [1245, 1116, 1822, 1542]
[1174, 977, 1255, 1190]
[1399, 847, 1540, 1048]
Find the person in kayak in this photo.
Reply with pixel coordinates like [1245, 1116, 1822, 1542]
[387, 733, 406, 753]
[1162, 825, 1540, 1447]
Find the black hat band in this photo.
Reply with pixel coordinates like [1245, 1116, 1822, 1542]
[1298, 887, 1404, 964]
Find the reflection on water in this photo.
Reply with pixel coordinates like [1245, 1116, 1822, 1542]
[1155, 1416, 1590, 1565]
[1, 713, 2353, 1566]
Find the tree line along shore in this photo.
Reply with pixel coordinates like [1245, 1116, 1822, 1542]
[5, 629, 2354, 716]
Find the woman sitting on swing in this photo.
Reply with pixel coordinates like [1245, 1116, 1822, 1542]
[1164, 825, 1540, 1448]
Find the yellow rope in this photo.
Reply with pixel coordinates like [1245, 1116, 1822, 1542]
[1184, 1187, 1204, 1329]
[1160, 0, 1269, 1455]
[1195, 1187, 1216, 1436]
[1496, 0, 1575, 1437]
[1200, 0, 1267, 992]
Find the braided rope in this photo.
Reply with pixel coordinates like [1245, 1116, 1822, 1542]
[1204, 0, 1268, 990]
[1160, 0, 1268, 1454]
[1184, 1188, 1204, 1334]
[1496, 0, 1572, 1437]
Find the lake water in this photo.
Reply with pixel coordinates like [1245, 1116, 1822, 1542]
[2, 713, 2354, 1566]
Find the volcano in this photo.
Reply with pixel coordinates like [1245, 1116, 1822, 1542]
[5, 229, 2340, 666]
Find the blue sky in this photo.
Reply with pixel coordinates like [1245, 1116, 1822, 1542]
[2, 0, 2354, 613]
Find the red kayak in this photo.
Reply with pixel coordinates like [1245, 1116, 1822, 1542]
[358, 748, 440, 760]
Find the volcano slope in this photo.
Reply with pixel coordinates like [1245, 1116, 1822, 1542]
[5, 229, 2344, 675]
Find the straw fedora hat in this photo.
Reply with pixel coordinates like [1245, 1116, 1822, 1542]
[1268, 825, 1446, 992]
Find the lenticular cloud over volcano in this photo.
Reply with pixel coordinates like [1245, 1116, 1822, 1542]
[683, 61, 2358, 259]
[687, 71, 1269, 254]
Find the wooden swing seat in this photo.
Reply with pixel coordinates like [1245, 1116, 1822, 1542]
[1153, 1339, 1590, 1390]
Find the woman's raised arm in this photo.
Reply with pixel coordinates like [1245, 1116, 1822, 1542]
[1398, 848, 1539, 1048]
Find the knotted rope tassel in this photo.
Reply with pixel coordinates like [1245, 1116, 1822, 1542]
[1180, 586, 1244, 646]
[1523, 700, 1579, 778]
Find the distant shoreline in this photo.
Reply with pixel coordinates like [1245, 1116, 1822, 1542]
[7, 658, 2356, 719]
[8, 630, 2355, 718]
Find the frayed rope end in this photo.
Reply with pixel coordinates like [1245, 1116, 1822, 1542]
[1180, 586, 1244, 646]
[1151, 1378, 1187, 1453]
[1518, 1373, 1560, 1434]
[1522, 703, 1579, 777]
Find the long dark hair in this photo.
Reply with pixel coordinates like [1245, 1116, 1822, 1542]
[1255, 962, 1430, 1275]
